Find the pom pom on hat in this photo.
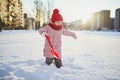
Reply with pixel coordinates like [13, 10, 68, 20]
[51, 9, 63, 22]
[53, 9, 59, 14]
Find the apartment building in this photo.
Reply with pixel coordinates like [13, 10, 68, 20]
[0, 0, 24, 29]
[0, 0, 8, 27]
[90, 10, 110, 31]
[90, 13, 98, 30]
[114, 8, 120, 31]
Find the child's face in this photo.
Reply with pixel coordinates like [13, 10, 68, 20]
[54, 21, 62, 26]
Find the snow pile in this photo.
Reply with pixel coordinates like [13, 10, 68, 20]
[0, 30, 120, 80]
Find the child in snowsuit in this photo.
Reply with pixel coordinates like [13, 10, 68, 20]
[38, 9, 77, 68]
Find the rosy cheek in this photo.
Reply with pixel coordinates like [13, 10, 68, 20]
[59, 23, 62, 25]
[55, 24, 58, 26]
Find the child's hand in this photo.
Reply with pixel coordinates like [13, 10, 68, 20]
[42, 32, 47, 37]
[73, 34, 77, 39]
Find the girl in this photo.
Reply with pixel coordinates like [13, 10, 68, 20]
[38, 9, 77, 68]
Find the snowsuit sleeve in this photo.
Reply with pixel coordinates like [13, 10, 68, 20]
[62, 29, 75, 37]
[38, 26, 48, 35]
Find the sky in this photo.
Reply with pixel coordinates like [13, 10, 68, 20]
[22, 0, 120, 22]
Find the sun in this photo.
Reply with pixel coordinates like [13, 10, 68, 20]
[56, 0, 96, 23]
[81, 15, 91, 24]
[79, 9, 92, 24]
[77, 0, 96, 24]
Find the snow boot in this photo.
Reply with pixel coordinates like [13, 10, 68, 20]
[45, 58, 54, 65]
[54, 58, 63, 68]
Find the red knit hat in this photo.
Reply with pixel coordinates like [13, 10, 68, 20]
[51, 9, 63, 23]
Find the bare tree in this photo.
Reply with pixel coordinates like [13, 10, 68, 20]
[34, 0, 43, 30]
[46, 0, 55, 20]
[34, 0, 55, 29]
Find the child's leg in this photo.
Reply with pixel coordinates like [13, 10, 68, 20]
[45, 58, 54, 65]
[54, 58, 63, 68]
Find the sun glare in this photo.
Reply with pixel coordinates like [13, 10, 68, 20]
[79, 9, 92, 24]
[81, 15, 91, 24]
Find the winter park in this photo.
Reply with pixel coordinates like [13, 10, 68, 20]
[1, 0, 120, 80]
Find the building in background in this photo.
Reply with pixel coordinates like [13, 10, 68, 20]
[89, 10, 110, 31]
[16, 0, 24, 29]
[66, 20, 82, 30]
[24, 13, 35, 30]
[90, 13, 98, 30]
[0, 0, 8, 28]
[97, 10, 110, 30]
[114, 8, 120, 31]
[0, 0, 24, 30]
[24, 13, 28, 29]
[101, 10, 110, 30]
[110, 18, 114, 30]
[27, 18, 35, 30]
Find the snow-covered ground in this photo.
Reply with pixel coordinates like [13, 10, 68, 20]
[0, 30, 120, 80]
